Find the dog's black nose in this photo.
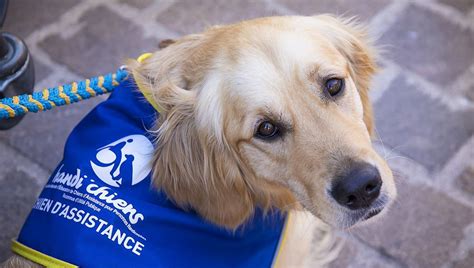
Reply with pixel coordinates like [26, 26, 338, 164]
[331, 163, 382, 210]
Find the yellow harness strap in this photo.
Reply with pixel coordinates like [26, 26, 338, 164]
[134, 53, 162, 113]
[11, 240, 78, 268]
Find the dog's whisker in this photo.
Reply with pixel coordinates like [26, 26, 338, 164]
[373, 126, 389, 161]
[385, 154, 415, 162]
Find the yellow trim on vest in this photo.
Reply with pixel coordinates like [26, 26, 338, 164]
[271, 213, 291, 267]
[11, 240, 78, 268]
[134, 53, 162, 113]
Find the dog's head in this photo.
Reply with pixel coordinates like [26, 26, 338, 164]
[132, 15, 396, 229]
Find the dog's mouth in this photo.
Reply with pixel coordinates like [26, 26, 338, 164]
[340, 195, 389, 228]
[302, 192, 392, 229]
[357, 194, 388, 224]
[338, 205, 385, 229]
[362, 206, 384, 221]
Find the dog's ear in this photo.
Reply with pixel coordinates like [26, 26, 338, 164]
[129, 36, 255, 229]
[153, 118, 255, 229]
[158, 39, 176, 49]
[315, 15, 378, 136]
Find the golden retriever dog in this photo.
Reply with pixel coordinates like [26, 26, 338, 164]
[4, 15, 396, 267]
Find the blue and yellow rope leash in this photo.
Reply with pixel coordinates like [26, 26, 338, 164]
[0, 68, 128, 120]
[0, 53, 156, 120]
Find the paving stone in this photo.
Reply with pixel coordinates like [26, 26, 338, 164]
[156, 0, 279, 35]
[330, 240, 357, 268]
[0, 94, 107, 172]
[330, 243, 356, 268]
[38, 6, 157, 78]
[0, 142, 49, 262]
[374, 75, 474, 172]
[453, 249, 474, 268]
[2, 0, 78, 39]
[465, 86, 474, 102]
[0, 170, 40, 262]
[32, 58, 52, 84]
[456, 166, 474, 196]
[448, 222, 474, 268]
[353, 177, 474, 268]
[118, 0, 155, 9]
[330, 237, 403, 268]
[380, 4, 474, 86]
[439, 0, 474, 14]
[274, 0, 391, 21]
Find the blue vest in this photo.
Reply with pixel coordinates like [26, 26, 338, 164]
[15, 79, 287, 267]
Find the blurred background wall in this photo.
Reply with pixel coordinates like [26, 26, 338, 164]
[0, 0, 473, 267]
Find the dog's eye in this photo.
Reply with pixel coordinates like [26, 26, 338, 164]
[325, 78, 344, 97]
[256, 121, 279, 139]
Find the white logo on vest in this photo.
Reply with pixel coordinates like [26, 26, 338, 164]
[90, 135, 153, 187]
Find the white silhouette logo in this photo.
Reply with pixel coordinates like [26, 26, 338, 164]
[90, 135, 154, 187]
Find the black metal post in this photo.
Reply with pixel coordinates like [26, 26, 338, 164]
[0, 0, 35, 130]
[0, 34, 9, 57]
[0, 0, 7, 27]
[0, 0, 8, 57]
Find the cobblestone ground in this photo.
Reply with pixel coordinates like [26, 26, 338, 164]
[1, 0, 473, 267]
